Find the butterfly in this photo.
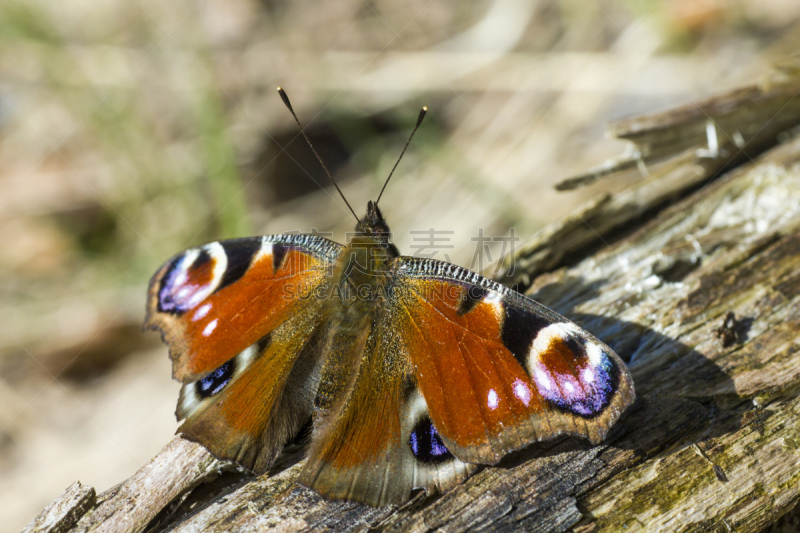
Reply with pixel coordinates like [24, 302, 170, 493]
[144, 89, 635, 506]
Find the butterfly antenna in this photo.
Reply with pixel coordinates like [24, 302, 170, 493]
[277, 87, 359, 222]
[376, 106, 427, 205]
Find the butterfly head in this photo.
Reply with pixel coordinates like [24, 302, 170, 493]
[356, 201, 391, 240]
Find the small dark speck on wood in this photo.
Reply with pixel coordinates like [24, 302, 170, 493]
[715, 311, 749, 348]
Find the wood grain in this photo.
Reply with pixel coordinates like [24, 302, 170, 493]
[22, 482, 96, 533]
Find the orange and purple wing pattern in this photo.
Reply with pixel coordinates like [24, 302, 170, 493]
[298, 306, 476, 506]
[145, 235, 343, 472]
[296, 256, 634, 505]
[394, 257, 635, 464]
[145, 235, 342, 382]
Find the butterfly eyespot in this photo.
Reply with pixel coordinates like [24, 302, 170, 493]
[195, 359, 235, 398]
[158, 243, 227, 314]
[409, 416, 453, 464]
[527, 323, 619, 418]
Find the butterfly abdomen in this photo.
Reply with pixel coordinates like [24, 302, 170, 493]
[314, 234, 396, 412]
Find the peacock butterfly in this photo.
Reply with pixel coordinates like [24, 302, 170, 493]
[144, 89, 635, 506]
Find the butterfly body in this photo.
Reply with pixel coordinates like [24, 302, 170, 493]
[145, 201, 635, 506]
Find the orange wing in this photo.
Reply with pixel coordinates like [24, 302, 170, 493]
[394, 258, 635, 464]
[174, 303, 329, 472]
[298, 305, 476, 506]
[145, 235, 343, 472]
[298, 256, 633, 505]
[145, 235, 342, 382]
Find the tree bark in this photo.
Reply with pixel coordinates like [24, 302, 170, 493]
[28, 77, 800, 533]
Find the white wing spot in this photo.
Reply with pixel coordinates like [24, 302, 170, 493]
[586, 342, 605, 367]
[192, 303, 212, 321]
[534, 368, 553, 391]
[238, 343, 259, 365]
[202, 318, 218, 337]
[487, 389, 499, 410]
[255, 239, 274, 263]
[513, 379, 532, 406]
[483, 293, 503, 318]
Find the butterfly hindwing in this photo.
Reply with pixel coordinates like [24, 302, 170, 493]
[145, 235, 343, 382]
[176, 307, 330, 472]
[394, 257, 635, 464]
[298, 303, 475, 506]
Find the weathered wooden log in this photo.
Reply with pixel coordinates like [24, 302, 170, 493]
[29, 80, 800, 532]
[499, 70, 800, 292]
[22, 482, 95, 533]
[553, 69, 800, 191]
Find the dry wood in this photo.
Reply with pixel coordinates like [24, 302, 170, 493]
[22, 482, 96, 533]
[554, 70, 800, 191]
[499, 71, 800, 293]
[68, 438, 232, 533]
[34, 81, 800, 532]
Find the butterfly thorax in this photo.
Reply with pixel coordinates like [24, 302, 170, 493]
[332, 201, 399, 307]
[315, 202, 399, 413]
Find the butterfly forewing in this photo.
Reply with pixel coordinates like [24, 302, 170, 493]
[145, 235, 343, 382]
[394, 257, 635, 464]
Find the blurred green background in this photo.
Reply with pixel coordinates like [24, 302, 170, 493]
[2, 0, 799, 529]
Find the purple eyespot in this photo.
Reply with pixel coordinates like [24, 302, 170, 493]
[195, 360, 235, 398]
[409, 416, 452, 464]
[158, 244, 226, 314]
[529, 324, 620, 418]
